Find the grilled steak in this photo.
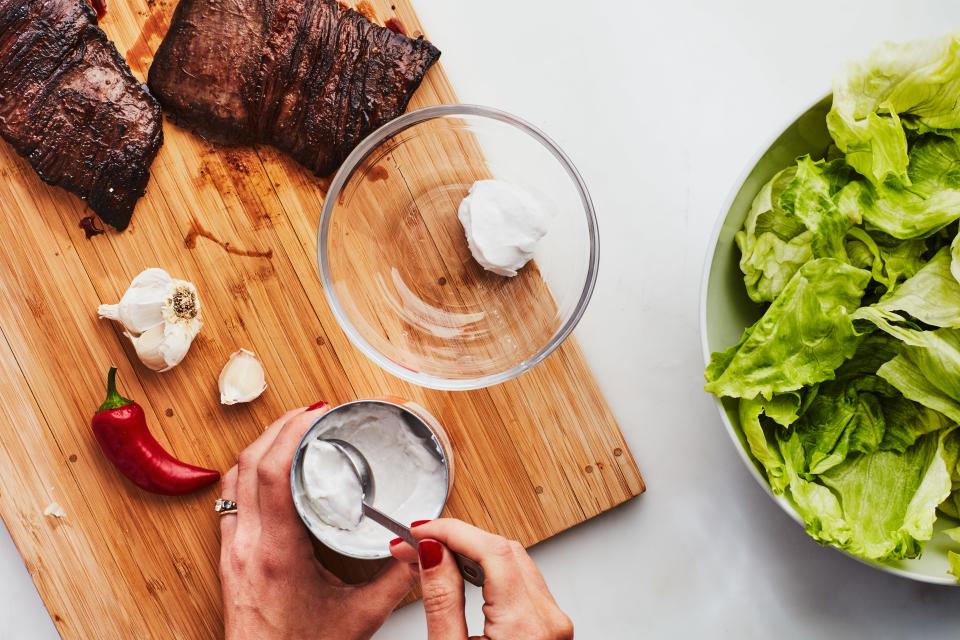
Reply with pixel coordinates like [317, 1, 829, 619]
[0, 0, 163, 230]
[148, 0, 440, 176]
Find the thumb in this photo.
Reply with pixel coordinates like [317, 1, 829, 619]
[418, 539, 468, 640]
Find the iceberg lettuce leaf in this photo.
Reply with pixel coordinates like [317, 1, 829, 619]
[846, 227, 927, 293]
[828, 33, 960, 185]
[706, 259, 869, 399]
[854, 307, 960, 423]
[787, 334, 945, 473]
[877, 247, 960, 327]
[739, 397, 789, 494]
[780, 156, 857, 260]
[816, 430, 954, 560]
[836, 136, 960, 240]
[779, 431, 851, 548]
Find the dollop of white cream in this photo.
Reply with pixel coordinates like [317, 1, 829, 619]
[300, 404, 446, 557]
[301, 440, 364, 530]
[458, 180, 550, 277]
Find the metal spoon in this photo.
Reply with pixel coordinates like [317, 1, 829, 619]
[326, 438, 485, 587]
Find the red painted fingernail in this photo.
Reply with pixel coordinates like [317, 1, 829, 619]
[410, 519, 431, 528]
[307, 401, 328, 411]
[389, 537, 403, 546]
[418, 539, 443, 570]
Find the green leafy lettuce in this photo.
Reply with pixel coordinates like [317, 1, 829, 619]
[827, 33, 960, 186]
[706, 32, 960, 578]
[836, 136, 960, 240]
[705, 259, 869, 400]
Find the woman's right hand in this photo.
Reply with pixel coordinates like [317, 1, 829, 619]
[389, 519, 573, 639]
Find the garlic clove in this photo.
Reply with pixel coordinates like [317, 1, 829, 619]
[125, 324, 170, 372]
[159, 321, 202, 371]
[98, 268, 172, 334]
[219, 349, 267, 405]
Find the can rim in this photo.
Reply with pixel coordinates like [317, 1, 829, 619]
[289, 399, 452, 560]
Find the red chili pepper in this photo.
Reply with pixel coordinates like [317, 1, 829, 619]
[91, 367, 220, 495]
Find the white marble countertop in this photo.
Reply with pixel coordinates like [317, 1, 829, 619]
[5, 1, 960, 638]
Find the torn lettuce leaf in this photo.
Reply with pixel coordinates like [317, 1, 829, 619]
[877, 247, 960, 327]
[827, 33, 960, 186]
[780, 431, 851, 548]
[817, 430, 954, 561]
[782, 428, 955, 562]
[706, 259, 869, 399]
[735, 166, 811, 303]
[835, 135, 960, 240]
[779, 157, 857, 260]
[952, 230, 960, 284]
[854, 307, 960, 423]
[738, 397, 789, 495]
[736, 158, 858, 303]
[789, 334, 948, 474]
[845, 227, 927, 293]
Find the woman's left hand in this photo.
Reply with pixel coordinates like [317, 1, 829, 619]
[219, 404, 417, 640]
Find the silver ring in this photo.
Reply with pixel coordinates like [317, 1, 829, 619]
[214, 498, 237, 516]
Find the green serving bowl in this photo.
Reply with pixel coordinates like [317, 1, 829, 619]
[700, 94, 959, 586]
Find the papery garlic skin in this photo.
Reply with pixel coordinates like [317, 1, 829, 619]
[43, 501, 67, 519]
[98, 268, 202, 372]
[98, 268, 173, 333]
[219, 349, 267, 405]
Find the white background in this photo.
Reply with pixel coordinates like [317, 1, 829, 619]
[4, 1, 960, 638]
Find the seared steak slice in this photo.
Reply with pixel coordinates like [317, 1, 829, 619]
[0, 0, 163, 230]
[149, 0, 440, 176]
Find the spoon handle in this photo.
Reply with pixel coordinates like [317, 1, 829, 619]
[362, 503, 485, 587]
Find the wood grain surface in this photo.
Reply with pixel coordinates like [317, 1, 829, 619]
[0, 0, 644, 637]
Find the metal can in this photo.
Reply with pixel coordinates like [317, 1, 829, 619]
[289, 397, 454, 559]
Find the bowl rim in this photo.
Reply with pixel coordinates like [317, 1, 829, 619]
[698, 91, 956, 586]
[317, 104, 600, 391]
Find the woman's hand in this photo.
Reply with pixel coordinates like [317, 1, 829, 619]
[219, 404, 417, 640]
[390, 519, 574, 640]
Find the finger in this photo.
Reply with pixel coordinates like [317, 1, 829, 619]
[355, 558, 417, 615]
[417, 539, 468, 640]
[411, 519, 526, 605]
[389, 538, 419, 565]
[236, 407, 306, 532]
[219, 465, 239, 550]
[257, 404, 332, 542]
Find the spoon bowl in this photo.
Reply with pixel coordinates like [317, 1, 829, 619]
[326, 438, 376, 509]
[323, 438, 485, 587]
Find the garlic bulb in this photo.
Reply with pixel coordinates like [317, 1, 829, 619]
[98, 268, 202, 372]
[219, 349, 267, 405]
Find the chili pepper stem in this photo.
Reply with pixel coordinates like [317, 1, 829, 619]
[98, 367, 133, 412]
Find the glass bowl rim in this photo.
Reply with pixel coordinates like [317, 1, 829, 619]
[317, 103, 600, 391]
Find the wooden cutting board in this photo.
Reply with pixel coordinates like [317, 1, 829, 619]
[0, 0, 644, 637]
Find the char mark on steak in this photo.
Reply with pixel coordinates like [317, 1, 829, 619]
[148, 0, 440, 177]
[0, 0, 163, 231]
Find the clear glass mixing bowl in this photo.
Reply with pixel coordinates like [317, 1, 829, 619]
[318, 105, 598, 390]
